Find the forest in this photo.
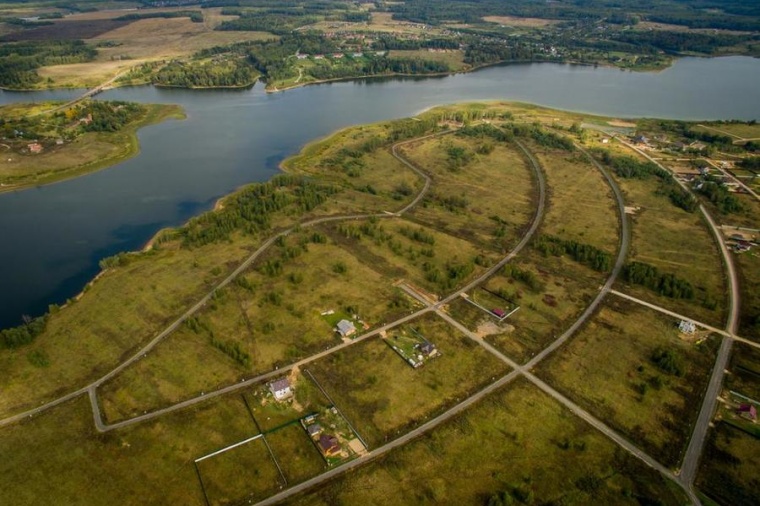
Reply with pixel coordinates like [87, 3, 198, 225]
[0, 40, 96, 88]
[153, 58, 257, 88]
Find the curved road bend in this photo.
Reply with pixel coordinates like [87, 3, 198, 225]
[524, 144, 630, 369]
[0, 131, 444, 430]
[616, 139, 739, 495]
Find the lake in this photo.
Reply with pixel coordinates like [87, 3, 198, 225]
[1, 56, 759, 328]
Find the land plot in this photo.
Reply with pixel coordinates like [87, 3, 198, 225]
[322, 218, 497, 299]
[0, 393, 261, 505]
[244, 370, 331, 433]
[285, 379, 688, 506]
[282, 125, 424, 214]
[99, 236, 403, 421]
[533, 146, 619, 254]
[697, 421, 760, 506]
[448, 251, 605, 363]
[266, 423, 327, 484]
[537, 298, 719, 467]
[298, 406, 364, 467]
[0, 234, 254, 418]
[482, 15, 561, 27]
[0, 19, 130, 41]
[737, 251, 760, 340]
[308, 313, 509, 447]
[399, 135, 537, 251]
[602, 143, 728, 326]
[726, 342, 760, 401]
[384, 325, 440, 368]
[197, 437, 282, 506]
[693, 122, 760, 140]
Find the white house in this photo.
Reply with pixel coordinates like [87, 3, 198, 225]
[269, 378, 292, 400]
[678, 320, 696, 335]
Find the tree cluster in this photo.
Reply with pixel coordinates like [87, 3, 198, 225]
[622, 261, 695, 300]
[534, 235, 613, 272]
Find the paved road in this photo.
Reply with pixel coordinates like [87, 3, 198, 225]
[616, 139, 740, 496]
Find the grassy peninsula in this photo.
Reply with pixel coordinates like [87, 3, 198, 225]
[0, 99, 185, 191]
[1, 101, 759, 505]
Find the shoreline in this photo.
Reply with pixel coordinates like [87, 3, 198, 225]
[0, 103, 186, 194]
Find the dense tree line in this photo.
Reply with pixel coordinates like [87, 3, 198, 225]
[622, 261, 695, 299]
[738, 157, 760, 173]
[0, 315, 48, 349]
[464, 40, 538, 66]
[534, 235, 613, 272]
[375, 36, 459, 51]
[153, 59, 256, 88]
[179, 175, 339, 248]
[0, 40, 96, 88]
[611, 30, 757, 55]
[116, 10, 203, 22]
[81, 101, 143, 132]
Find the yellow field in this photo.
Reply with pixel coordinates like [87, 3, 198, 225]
[482, 15, 560, 27]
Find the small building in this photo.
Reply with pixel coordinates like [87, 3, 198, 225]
[601, 138, 610, 144]
[492, 308, 506, 318]
[306, 423, 322, 438]
[269, 377, 292, 401]
[679, 320, 696, 335]
[27, 142, 43, 154]
[296, 53, 308, 59]
[332, 53, 344, 59]
[336, 319, 356, 338]
[419, 342, 437, 357]
[738, 404, 757, 421]
[318, 434, 341, 457]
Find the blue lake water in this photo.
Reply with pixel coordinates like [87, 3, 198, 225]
[1, 56, 759, 328]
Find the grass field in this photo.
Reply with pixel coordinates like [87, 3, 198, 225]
[0, 103, 184, 190]
[604, 142, 728, 326]
[697, 421, 760, 506]
[736, 251, 760, 341]
[265, 423, 327, 484]
[692, 123, 760, 140]
[98, 236, 410, 422]
[307, 313, 510, 448]
[537, 298, 719, 467]
[285, 379, 688, 506]
[198, 437, 283, 506]
[0, 393, 261, 505]
[725, 342, 760, 400]
[448, 250, 605, 362]
[533, 144, 619, 254]
[399, 134, 537, 252]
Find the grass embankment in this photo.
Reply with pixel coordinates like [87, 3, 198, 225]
[0, 103, 185, 191]
[602, 139, 729, 326]
[285, 379, 688, 506]
[537, 298, 719, 468]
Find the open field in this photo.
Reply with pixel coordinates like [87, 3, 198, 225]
[697, 421, 760, 506]
[448, 250, 605, 363]
[0, 103, 184, 190]
[266, 423, 327, 485]
[537, 298, 719, 467]
[307, 313, 509, 447]
[726, 342, 760, 400]
[736, 251, 760, 340]
[98, 235, 411, 422]
[198, 437, 282, 506]
[285, 379, 688, 506]
[693, 123, 760, 140]
[601, 142, 728, 326]
[533, 144, 619, 254]
[322, 217, 498, 299]
[399, 134, 537, 252]
[0, 393, 260, 505]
